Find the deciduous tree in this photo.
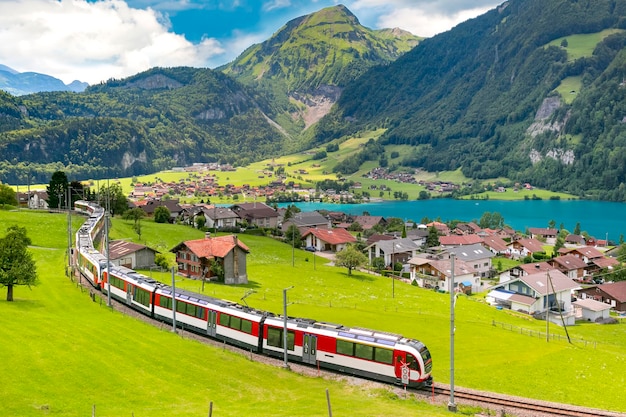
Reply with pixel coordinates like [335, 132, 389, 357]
[154, 206, 170, 224]
[335, 244, 367, 275]
[0, 184, 17, 208]
[0, 226, 38, 301]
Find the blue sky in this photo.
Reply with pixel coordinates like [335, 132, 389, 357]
[0, 0, 501, 85]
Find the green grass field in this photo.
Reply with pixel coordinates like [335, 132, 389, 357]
[547, 29, 625, 61]
[3, 209, 626, 416]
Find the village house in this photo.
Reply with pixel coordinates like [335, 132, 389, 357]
[501, 261, 552, 282]
[16, 190, 49, 209]
[408, 256, 479, 293]
[353, 215, 387, 231]
[301, 227, 356, 252]
[572, 298, 612, 322]
[171, 234, 249, 284]
[507, 237, 545, 260]
[549, 254, 588, 281]
[487, 269, 578, 325]
[365, 238, 419, 268]
[281, 211, 329, 234]
[528, 227, 558, 244]
[577, 281, 626, 311]
[140, 199, 183, 221]
[481, 235, 509, 255]
[201, 206, 240, 230]
[438, 234, 483, 247]
[231, 202, 279, 228]
[445, 243, 494, 278]
[108, 240, 158, 269]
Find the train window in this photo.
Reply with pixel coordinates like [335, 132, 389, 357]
[176, 301, 187, 314]
[419, 346, 432, 363]
[230, 316, 242, 331]
[354, 344, 374, 361]
[219, 313, 230, 327]
[241, 319, 253, 334]
[336, 340, 354, 356]
[267, 327, 295, 350]
[267, 327, 281, 347]
[133, 287, 150, 307]
[110, 276, 124, 290]
[159, 296, 172, 309]
[406, 354, 420, 371]
[374, 348, 393, 364]
[195, 307, 205, 319]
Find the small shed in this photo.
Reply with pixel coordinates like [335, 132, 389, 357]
[573, 298, 612, 322]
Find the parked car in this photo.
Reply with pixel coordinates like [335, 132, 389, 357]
[305, 246, 317, 252]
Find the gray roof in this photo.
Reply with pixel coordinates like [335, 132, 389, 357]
[446, 243, 494, 261]
[288, 211, 328, 227]
[517, 269, 578, 296]
[373, 238, 419, 253]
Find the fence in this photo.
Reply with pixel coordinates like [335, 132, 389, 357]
[491, 320, 597, 348]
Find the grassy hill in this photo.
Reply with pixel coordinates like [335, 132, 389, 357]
[2, 209, 626, 415]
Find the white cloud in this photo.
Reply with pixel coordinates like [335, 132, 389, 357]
[375, 5, 497, 37]
[0, 0, 224, 84]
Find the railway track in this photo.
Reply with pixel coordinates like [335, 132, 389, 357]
[425, 384, 626, 417]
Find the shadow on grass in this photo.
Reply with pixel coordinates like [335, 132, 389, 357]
[339, 271, 376, 282]
[0, 298, 45, 309]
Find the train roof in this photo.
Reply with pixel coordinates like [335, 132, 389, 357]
[156, 285, 273, 319]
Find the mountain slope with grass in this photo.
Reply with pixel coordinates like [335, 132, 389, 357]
[221, 4, 420, 133]
[315, 0, 626, 200]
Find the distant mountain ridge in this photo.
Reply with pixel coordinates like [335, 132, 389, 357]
[0, 64, 88, 96]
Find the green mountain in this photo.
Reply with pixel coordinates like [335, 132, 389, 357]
[0, 67, 287, 182]
[221, 4, 420, 133]
[315, 0, 626, 200]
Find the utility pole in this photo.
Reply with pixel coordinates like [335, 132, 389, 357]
[283, 286, 294, 369]
[67, 185, 72, 276]
[448, 253, 457, 412]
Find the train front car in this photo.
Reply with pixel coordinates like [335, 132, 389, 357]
[262, 317, 432, 387]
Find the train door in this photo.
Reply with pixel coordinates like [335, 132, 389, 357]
[126, 283, 132, 305]
[302, 334, 317, 365]
[207, 310, 217, 337]
[394, 351, 407, 381]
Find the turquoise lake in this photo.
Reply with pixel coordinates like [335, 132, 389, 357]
[277, 199, 626, 241]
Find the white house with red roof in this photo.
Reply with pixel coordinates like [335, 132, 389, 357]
[301, 228, 356, 252]
[507, 237, 545, 260]
[171, 234, 249, 284]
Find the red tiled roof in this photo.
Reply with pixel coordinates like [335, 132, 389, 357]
[512, 238, 544, 253]
[302, 228, 356, 245]
[180, 235, 249, 259]
[551, 254, 587, 270]
[567, 246, 604, 260]
[439, 234, 483, 246]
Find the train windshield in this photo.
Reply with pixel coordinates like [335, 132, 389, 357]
[419, 346, 432, 363]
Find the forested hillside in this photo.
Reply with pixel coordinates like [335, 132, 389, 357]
[0, 67, 288, 183]
[315, 0, 626, 200]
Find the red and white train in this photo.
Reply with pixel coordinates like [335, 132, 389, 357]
[73, 200, 433, 387]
